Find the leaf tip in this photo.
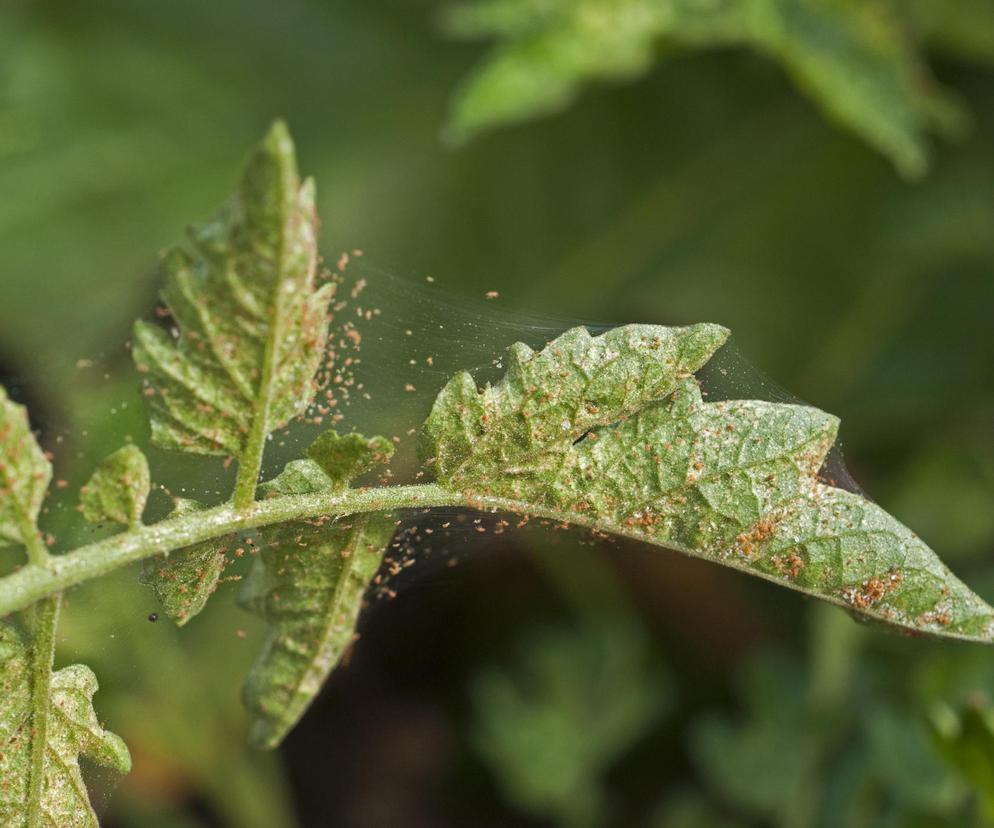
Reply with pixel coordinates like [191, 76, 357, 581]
[254, 118, 299, 187]
[262, 118, 294, 158]
[101, 730, 134, 775]
[246, 718, 282, 751]
[680, 322, 730, 372]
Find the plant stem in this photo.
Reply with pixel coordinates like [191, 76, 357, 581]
[232, 435, 265, 511]
[16, 501, 60, 824]
[25, 594, 61, 826]
[0, 484, 457, 617]
[0, 482, 667, 619]
[17, 509, 50, 568]
[2, 482, 993, 644]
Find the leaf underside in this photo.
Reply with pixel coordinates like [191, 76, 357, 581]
[140, 499, 229, 626]
[239, 431, 396, 748]
[443, 0, 963, 177]
[0, 387, 51, 549]
[421, 324, 994, 642]
[240, 514, 395, 749]
[131, 120, 333, 458]
[0, 388, 128, 824]
[0, 623, 131, 827]
[79, 445, 150, 527]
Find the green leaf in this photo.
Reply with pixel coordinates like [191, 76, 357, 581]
[910, 0, 994, 65]
[239, 515, 395, 749]
[422, 323, 728, 486]
[240, 430, 396, 748]
[0, 386, 51, 550]
[140, 499, 229, 626]
[131, 120, 334, 503]
[251, 432, 395, 499]
[688, 625, 966, 825]
[421, 324, 994, 641]
[443, 0, 672, 143]
[443, 0, 964, 176]
[651, 792, 746, 828]
[306, 431, 395, 489]
[689, 651, 822, 823]
[0, 621, 131, 827]
[471, 621, 666, 827]
[254, 458, 335, 496]
[79, 445, 151, 527]
[931, 700, 994, 820]
[753, 0, 964, 179]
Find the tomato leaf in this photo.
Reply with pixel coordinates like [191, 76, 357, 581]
[79, 446, 150, 527]
[239, 431, 396, 748]
[422, 324, 994, 641]
[0, 621, 130, 827]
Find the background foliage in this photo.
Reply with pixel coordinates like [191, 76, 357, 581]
[2, 0, 994, 825]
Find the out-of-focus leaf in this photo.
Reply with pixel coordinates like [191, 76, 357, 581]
[79, 445, 151, 527]
[443, 0, 674, 143]
[889, 439, 994, 562]
[931, 699, 994, 820]
[239, 430, 395, 749]
[651, 790, 745, 828]
[862, 705, 962, 814]
[0, 620, 131, 827]
[689, 606, 980, 827]
[690, 654, 964, 826]
[422, 324, 994, 641]
[444, 0, 965, 176]
[911, 0, 994, 64]
[691, 652, 818, 824]
[140, 499, 230, 626]
[471, 621, 666, 828]
[0, 386, 51, 550]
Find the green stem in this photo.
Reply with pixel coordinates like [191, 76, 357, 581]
[0, 484, 457, 617]
[17, 509, 50, 569]
[1, 483, 992, 644]
[0, 482, 655, 617]
[232, 436, 263, 510]
[25, 594, 61, 826]
[11, 487, 59, 824]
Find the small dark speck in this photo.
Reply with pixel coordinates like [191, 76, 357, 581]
[147, 613, 159, 622]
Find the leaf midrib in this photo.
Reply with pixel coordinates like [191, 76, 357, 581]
[231, 184, 295, 509]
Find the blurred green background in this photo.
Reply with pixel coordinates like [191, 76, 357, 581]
[2, 0, 994, 826]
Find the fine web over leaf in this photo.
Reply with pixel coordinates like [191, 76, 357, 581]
[421, 324, 994, 641]
[131, 119, 335, 507]
[239, 431, 396, 749]
[0, 622, 131, 828]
